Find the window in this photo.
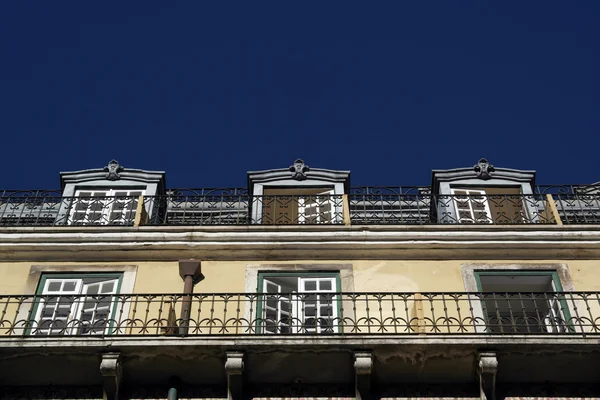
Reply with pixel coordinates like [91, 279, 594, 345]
[259, 188, 341, 225]
[475, 271, 571, 333]
[451, 187, 528, 224]
[451, 188, 492, 223]
[257, 272, 340, 334]
[70, 189, 144, 225]
[33, 274, 122, 335]
[297, 189, 335, 224]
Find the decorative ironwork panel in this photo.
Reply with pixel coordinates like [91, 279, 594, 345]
[146, 195, 250, 225]
[350, 186, 432, 196]
[0, 189, 62, 198]
[145, 194, 344, 225]
[2, 291, 600, 337]
[350, 193, 552, 225]
[167, 188, 248, 196]
[0, 195, 140, 226]
[3, 188, 600, 226]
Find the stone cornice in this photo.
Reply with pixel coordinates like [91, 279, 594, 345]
[1, 335, 599, 350]
[1, 225, 600, 261]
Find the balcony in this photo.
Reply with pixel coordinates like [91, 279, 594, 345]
[1, 185, 600, 227]
[2, 291, 600, 397]
[2, 291, 600, 337]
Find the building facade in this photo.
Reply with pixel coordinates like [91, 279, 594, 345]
[1, 158, 600, 400]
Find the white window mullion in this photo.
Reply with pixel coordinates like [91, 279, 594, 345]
[77, 278, 119, 335]
[298, 276, 337, 334]
[35, 279, 83, 335]
[262, 278, 283, 334]
[71, 189, 144, 225]
[451, 188, 492, 224]
[298, 190, 335, 224]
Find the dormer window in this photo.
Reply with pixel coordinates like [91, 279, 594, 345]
[432, 159, 537, 224]
[58, 160, 166, 226]
[247, 159, 350, 225]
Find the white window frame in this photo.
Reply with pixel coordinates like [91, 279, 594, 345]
[70, 189, 144, 225]
[297, 189, 337, 224]
[259, 273, 339, 334]
[451, 188, 492, 224]
[33, 275, 120, 336]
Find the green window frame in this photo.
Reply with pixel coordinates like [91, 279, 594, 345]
[29, 273, 124, 336]
[474, 270, 573, 333]
[256, 271, 342, 334]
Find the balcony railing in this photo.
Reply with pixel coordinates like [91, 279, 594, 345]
[2, 188, 600, 226]
[2, 292, 600, 337]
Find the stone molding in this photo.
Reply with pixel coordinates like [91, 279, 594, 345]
[1, 226, 600, 260]
[225, 351, 244, 375]
[354, 351, 373, 375]
[100, 352, 122, 400]
[478, 352, 498, 400]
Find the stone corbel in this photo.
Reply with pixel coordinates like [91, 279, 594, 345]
[478, 352, 498, 400]
[225, 351, 244, 400]
[354, 351, 373, 400]
[100, 352, 122, 400]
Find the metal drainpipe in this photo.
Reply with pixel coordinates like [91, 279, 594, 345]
[168, 376, 181, 400]
[178, 260, 203, 336]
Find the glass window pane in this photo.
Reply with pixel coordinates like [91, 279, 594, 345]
[47, 281, 61, 292]
[304, 281, 317, 291]
[89, 203, 103, 212]
[304, 306, 316, 317]
[320, 280, 332, 291]
[63, 282, 76, 292]
[86, 284, 99, 295]
[101, 282, 115, 294]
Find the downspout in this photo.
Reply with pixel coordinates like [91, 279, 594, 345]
[168, 376, 182, 400]
[178, 259, 203, 335]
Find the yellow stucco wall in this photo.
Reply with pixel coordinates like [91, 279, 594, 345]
[1, 259, 600, 295]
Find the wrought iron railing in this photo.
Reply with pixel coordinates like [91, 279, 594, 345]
[349, 193, 556, 224]
[145, 194, 344, 225]
[1, 292, 599, 337]
[2, 190, 600, 226]
[0, 195, 140, 226]
[534, 185, 600, 224]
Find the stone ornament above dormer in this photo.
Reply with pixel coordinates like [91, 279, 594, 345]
[104, 159, 124, 181]
[247, 160, 351, 195]
[474, 158, 495, 180]
[289, 158, 310, 181]
[431, 159, 536, 195]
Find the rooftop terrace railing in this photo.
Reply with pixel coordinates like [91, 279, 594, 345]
[1, 292, 599, 337]
[1, 188, 600, 226]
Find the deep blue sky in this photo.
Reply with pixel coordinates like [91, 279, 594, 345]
[1, 2, 598, 189]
